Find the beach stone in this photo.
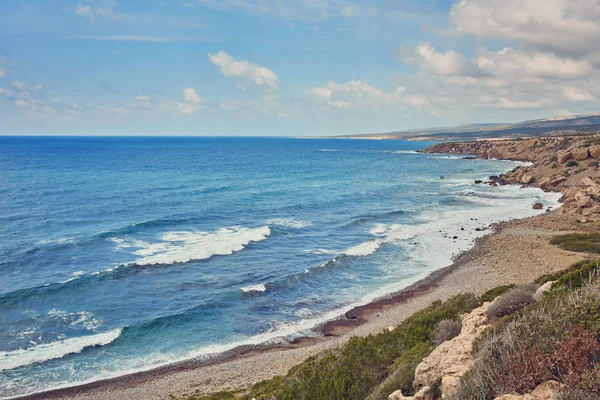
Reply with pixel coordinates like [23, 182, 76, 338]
[557, 150, 572, 164]
[520, 174, 535, 184]
[533, 281, 553, 301]
[580, 176, 596, 186]
[538, 177, 552, 190]
[571, 147, 590, 161]
[589, 145, 600, 159]
[413, 301, 493, 397]
[532, 203, 543, 210]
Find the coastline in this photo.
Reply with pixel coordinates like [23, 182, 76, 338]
[14, 140, 597, 400]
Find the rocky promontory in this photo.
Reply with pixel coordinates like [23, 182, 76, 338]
[423, 135, 600, 219]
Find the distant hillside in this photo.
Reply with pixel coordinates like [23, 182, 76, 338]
[335, 112, 600, 141]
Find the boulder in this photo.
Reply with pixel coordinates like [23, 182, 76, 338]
[533, 281, 553, 301]
[413, 301, 493, 397]
[576, 194, 594, 208]
[550, 176, 567, 186]
[557, 150, 572, 164]
[589, 145, 600, 159]
[580, 176, 596, 186]
[571, 147, 590, 161]
[388, 387, 432, 400]
[532, 203, 544, 210]
[493, 380, 564, 400]
[520, 174, 535, 184]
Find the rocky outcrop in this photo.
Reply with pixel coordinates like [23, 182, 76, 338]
[494, 380, 565, 400]
[423, 135, 600, 217]
[412, 301, 494, 398]
[388, 386, 432, 400]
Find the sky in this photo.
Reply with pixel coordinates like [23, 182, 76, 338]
[1, 0, 600, 136]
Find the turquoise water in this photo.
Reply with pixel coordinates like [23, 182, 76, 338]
[0, 137, 560, 398]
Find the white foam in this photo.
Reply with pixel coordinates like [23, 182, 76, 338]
[113, 226, 270, 266]
[304, 248, 339, 255]
[343, 241, 380, 256]
[0, 329, 121, 372]
[241, 284, 267, 293]
[266, 218, 313, 228]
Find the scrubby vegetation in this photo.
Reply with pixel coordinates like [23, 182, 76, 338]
[179, 287, 513, 400]
[178, 261, 600, 400]
[550, 233, 600, 254]
[434, 319, 462, 346]
[485, 284, 537, 320]
[456, 260, 600, 400]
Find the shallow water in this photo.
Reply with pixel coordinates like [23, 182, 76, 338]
[0, 137, 561, 398]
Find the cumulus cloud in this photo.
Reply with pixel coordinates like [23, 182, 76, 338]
[12, 80, 26, 89]
[208, 51, 279, 88]
[74, 3, 121, 21]
[398, 43, 481, 77]
[182, 88, 202, 103]
[135, 95, 150, 101]
[562, 86, 594, 102]
[450, 0, 600, 57]
[177, 102, 196, 114]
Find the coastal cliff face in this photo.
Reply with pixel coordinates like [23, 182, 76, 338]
[423, 135, 600, 218]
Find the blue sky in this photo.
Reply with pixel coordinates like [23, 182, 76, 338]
[1, 0, 600, 136]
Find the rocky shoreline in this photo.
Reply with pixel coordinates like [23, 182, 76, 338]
[423, 135, 600, 220]
[19, 138, 598, 400]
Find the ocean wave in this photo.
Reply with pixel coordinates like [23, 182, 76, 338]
[266, 218, 313, 229]
[343, 241, 380, 256]
[240, 283, 268, 293]
[112, 226, 271, 266]
[0, 329, 121, 372]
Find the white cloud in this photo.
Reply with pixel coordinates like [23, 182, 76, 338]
[340, 5, 359, 17]
[477, 48, 592, 80]
[33, 84, 42, 91]
[183, 88, 202, 103]
[450, 0, 600, 57]
[562, 86, 594, 102]
[0, 68, 5, 78]
[208, 51, 279, 88]
[135, 95, 150, 101]
[51, 96, 63, 103]
[0, 88, 13, 96]
[398, 43, 480, 76]
[12, 80, 26, 89]
[75, 4, 94, 20]
[74, 3, 121, 22]
[177, 102, 196, 114]
[15, 99, 29, 108]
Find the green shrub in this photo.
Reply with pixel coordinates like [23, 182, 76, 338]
[480, 285, 515, 303]
[486, 284, 537, 320]
[434, 319, 462, 346]
[550, 233, 600, 253]
[566, 160, 579, 167]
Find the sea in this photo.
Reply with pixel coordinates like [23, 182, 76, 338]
[0, 136, 561, 398]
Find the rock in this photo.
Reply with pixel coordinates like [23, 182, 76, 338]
[474, 180, 483, 184]
[413, 301, 494, 397]
[493, 380, 564, 400]
[487, 147, 503, 159]
[589, 145, 600, 159]
[538, 177, 552, 189]
[532, 203, 543, 210]
[557, 150, 572, 164]
[550, 176, 567, 186]
[576, 194, 594, 208]
[387, 326, 395, 332]
[580, 176, 596, 186]
[520, 174, 535, 184]
[571, 147, 590, 161]
[533, 281, 553, 301]
[388, 386, 433, 400]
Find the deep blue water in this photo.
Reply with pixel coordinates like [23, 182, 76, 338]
[0, 137, 560, 398]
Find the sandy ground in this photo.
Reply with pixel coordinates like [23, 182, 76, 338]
[21, 211, 593, 400]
